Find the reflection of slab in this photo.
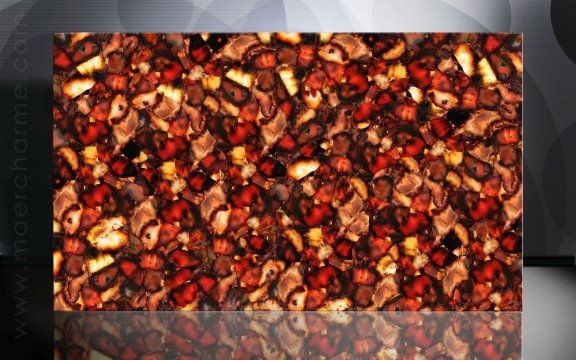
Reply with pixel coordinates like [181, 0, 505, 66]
[54, 311, 521, 359]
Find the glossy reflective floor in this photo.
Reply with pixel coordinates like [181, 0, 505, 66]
[523, 267, 576, 359]
[49, 267, 576, 359]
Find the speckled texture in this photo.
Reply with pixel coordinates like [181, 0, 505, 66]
[53, 33, 522, 311]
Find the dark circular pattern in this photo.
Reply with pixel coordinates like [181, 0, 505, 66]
[551, 0, 576, 64]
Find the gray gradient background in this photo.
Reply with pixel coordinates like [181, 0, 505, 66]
[1, 0, 576, 358]
[1, 0, 575, 258]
